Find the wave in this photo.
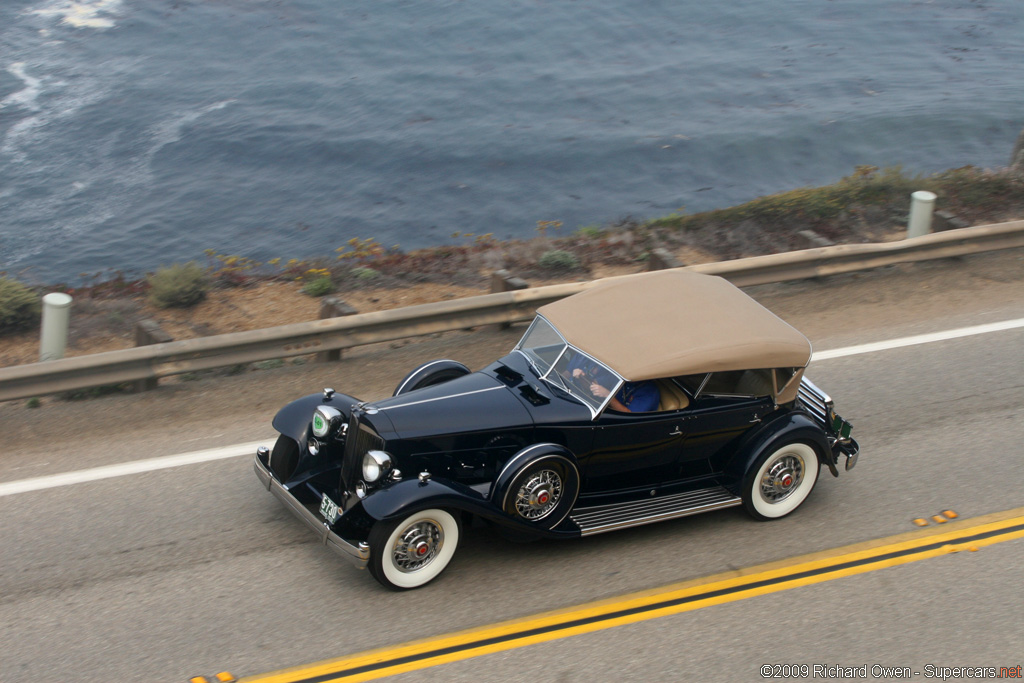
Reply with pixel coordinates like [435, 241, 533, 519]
[27, 0, 124, 30]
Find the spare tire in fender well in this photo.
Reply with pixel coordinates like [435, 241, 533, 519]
[393, 359, 471, 396]
[491, 443, 581, 529]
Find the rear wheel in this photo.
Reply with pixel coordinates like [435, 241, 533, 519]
[741, 442, 819, 520]
[368, 509, 461, 590]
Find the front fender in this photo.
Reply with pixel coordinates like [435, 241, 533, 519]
[722, 412, 832, 493]
[272, 391, 360, 444]
[360, 477, 494, 523]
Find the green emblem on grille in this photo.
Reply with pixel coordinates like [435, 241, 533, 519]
[313, 414, 325, 431]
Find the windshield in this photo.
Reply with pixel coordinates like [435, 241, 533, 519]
[514, 316, 566, 377]
[515, 316, 623, 417]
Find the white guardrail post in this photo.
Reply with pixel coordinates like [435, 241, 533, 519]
[39, 292, 73, 362]
[907, 190, 937, 238]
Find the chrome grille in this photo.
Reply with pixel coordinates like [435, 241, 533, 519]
[340, 414, 384, 492]
[797, 377, 833, 429]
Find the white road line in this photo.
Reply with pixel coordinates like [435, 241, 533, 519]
[811, 318, 1024, 361]
[0, 440, 269, 497]
[2, 317, 1022, 498]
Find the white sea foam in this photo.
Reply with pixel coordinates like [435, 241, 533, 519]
[1, 96, 236, 269]
[0, 63, 43, 113]
[145, 100, 236, 164]
[0, 1, 133, 267]
[28, 0, 124, 30]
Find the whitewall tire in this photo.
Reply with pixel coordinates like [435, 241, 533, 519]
[742, 442, 819, 520]
[368, 509, 460, 590]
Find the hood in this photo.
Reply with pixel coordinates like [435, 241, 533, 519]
[365, 372, 534, 440]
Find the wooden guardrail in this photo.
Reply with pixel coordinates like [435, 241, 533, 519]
[1, 220, 1022, 402]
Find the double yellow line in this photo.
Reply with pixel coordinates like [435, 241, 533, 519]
[241, 508, 1024, 683]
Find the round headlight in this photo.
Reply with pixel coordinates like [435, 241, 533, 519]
[312, 412, 328, 437]
[362, 450, 392, 483]
[311, 406, 342, 438]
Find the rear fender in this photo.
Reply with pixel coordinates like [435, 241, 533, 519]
[722, 412, 832, 494]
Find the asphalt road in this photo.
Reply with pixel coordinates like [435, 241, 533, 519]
[1, 251, 1022, 683]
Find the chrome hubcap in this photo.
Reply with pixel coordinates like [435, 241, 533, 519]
[760, 454, 804, 503]
[392, 520, 443, 572]
[514, 469, 563, 521]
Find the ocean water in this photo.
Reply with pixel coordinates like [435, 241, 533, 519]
[1, 0, 1021, 283]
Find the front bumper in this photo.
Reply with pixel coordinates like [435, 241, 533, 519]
[254, 447, 370, 569]
[833, 437, 860, 472]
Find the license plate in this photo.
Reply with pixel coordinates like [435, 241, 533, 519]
[319, 494, 340, 524]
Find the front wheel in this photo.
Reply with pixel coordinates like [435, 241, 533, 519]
[368, 509, 461, 590]
[741, 442, 820, 520]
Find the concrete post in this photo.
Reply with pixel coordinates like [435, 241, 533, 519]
[134, 320, 173, 392]
[490, 270, 529, 293]
[490, 271, 529, 330]
[646, 248, 684, 271]
[907, 191, 937, 238]
[317, 297, 358, 362]
[39, 293, 73, 362]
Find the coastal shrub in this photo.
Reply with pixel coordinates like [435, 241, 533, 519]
[576, 224, 606, 239]
[538, 249, 580, 271]
[647, 166, 924, 232]
[351, 266, 380, 281]
[0, 276, 41, 333]
[147, 262, 209, 308]
[301, 276, 334, 297]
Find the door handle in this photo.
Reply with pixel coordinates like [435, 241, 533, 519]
[669, 428, 682, 436]
[749, 415, 761, 424]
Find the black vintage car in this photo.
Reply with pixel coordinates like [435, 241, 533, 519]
[254, 270, 859, 589]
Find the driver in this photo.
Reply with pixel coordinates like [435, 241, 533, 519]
[572, 368, 659, 413]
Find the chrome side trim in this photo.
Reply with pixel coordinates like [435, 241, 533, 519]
[379, 385, 504, 411]
[570, 486, 741, 537]
[253, 451, 370, 569]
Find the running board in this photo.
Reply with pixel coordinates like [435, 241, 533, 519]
[570, 486, 741, 537]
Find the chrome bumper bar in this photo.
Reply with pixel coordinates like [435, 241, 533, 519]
[254, 449, 370, 569]
[833, 437, 860, 472]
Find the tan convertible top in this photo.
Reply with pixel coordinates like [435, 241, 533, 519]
[537, 270, 811, 382]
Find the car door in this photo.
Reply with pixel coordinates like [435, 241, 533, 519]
[578, 410, 688, 494]
[678, 395, 775, 474]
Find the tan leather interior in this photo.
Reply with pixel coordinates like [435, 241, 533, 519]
[655, 379, 690, 412]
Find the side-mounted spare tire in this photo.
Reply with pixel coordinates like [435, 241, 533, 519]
[494, 445, 581, 530]
[392, 359, 471, 397]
